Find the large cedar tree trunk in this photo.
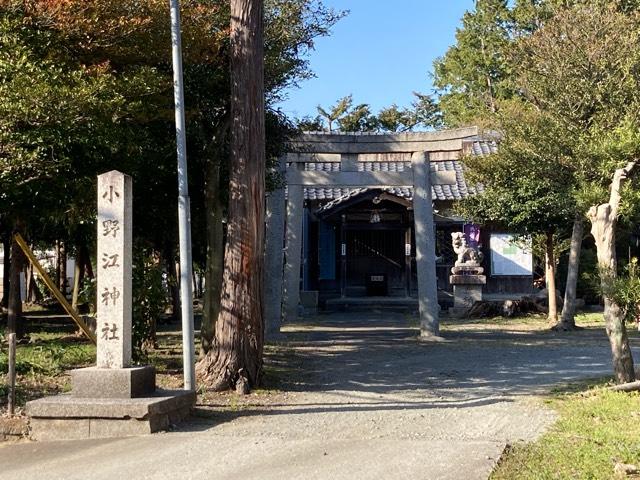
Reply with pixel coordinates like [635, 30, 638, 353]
[588, 161, 636, 384]
[196, 0, 266, 391]
[545, 232, 558, 323]
[555, 216, 584, 330]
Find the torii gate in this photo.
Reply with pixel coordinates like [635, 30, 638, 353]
[264, 126, 481, 339]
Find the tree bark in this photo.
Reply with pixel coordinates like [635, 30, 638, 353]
[2, 234, 10, 309]
[173, 260, 181, 320]
[55, 240, 61, 293]
[7, 231, 25, 339]
[546, 231, 558, 323]
[196, 0, 265, 391]
[25, 260, 41, 304]
[162, 247, 180, 321]
[587, 161, 637, 384]
[71, 242, 86, 311]
[200, 159, 225, 356]
[555, 216, 584, 330]
[59, 241, 67, 296]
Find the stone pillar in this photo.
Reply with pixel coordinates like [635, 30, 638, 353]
[25, 171, 196, 441]
[97, 171, 133, 368]
[264, 169, 286, 339]
[282, 183, 304, 322]
[449, 265, 486, 317]
[411, 152, 440, 337]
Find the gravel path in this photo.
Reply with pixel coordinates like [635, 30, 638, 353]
[0, 311, 632, 480]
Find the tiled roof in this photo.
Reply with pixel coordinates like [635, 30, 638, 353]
[315, 187, 412, 214]
[303, 139, 493, 209]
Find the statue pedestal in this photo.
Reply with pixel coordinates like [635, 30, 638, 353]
[449, 265, 486, 318]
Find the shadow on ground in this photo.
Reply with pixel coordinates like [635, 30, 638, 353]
[267, 311, 625, 398]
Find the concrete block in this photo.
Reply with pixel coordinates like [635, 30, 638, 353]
[452, 284, 484, 312]
[450, 265, 485, 275]
[30, 418, 90, 442]
[27, 389, 195, 420]
[449, 275, 486, 285]
[70, 365, 156, 399]
[27, 390, 195, 441]
[90, 418, 154, 438]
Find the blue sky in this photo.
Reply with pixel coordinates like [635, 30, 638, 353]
[276, 0, 476, 120]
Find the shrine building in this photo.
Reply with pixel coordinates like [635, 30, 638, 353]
[263, 127, 534, 337]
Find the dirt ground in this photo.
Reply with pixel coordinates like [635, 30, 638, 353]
[0, 311, 633, 480]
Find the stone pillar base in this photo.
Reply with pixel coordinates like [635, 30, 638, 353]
[70, 366, 156, 399]
[27, 390, 196, 441]
[449, 274, 486, 318]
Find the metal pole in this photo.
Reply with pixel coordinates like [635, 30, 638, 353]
[8, 333, 16, 416]
[169, 0, 196, 391]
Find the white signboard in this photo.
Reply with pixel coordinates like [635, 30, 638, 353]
[490, 234, 533, 276]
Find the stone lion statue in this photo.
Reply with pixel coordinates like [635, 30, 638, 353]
[451, 232, 483, 267]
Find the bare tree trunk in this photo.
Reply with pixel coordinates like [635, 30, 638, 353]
[162, 247, 180, 321]
[197, 0, 265, 391]
[200, 159, 225, 356]
[555, 216, 584, 331]
[71, 242, 86, 311]
[8, 230, 25, 339]
[2, 234, 10, 309]
[55, 240, 61, 293]
[84, 244, 94, 280]
[588, 161, 637, 384]
[59, 241, 67, 296]
[173, 259, 181, 320]
[546, 231, 558, 323]
[25, 260, 41, 304]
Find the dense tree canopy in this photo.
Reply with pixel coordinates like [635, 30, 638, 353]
[0, 0, 340, 244]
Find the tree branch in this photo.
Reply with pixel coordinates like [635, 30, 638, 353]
[610, 160, 638, 217]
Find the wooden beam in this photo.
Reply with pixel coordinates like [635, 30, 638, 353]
[14, 233, 96, 344]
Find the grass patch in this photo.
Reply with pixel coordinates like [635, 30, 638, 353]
[0, 332, 96, 410]
[491, 380, 640, 479]
[0, 334, 95, 376]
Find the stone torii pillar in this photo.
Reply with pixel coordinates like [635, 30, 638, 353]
[412, 152, 440, 337]
[282, 183, 304, 323]
[264, 158, 286, 338]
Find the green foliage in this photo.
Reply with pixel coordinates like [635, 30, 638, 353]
[0, 337, 95, 376]
[310, 92, 441, 133]
[376, 93, 442, 132]
[458, 104, 576, 236]
[131, 245, 167, 361]
[433, 0, 514, 126]
[78, 277, 97, 314]
[316, 95, 358, 132]
[296, 115, 325, 132]
[0, 6, 165, 229]
[515, 3, 640, 197]
[601, 258, 640, 323]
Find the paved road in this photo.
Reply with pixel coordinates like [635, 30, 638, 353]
[0, 312, 631, 480]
